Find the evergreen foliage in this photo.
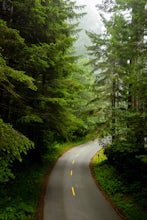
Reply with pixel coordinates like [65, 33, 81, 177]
[0, 118, 34, 183]
[87, 0, 147, 187]
[0, 0, 92, 182]
[0, 0, 96, 218]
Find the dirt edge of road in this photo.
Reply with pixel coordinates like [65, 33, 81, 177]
[35, 163, 54, 220]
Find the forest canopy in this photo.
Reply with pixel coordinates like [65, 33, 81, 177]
[87, 0, 147, 181]
[0, 0, 93, 182]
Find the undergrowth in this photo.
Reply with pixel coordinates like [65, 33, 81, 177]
[92, 149, 147, 220]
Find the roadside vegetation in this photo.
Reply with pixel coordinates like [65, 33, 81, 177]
[88, 1, 147, 218]
[92, 149, 147, 220]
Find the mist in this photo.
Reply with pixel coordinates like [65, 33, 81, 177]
[74, 0, 103, 54]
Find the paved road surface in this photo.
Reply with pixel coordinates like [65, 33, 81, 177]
[44, 139, 121, 220]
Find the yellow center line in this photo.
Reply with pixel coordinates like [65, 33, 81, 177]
[72, 160, 75, 165]
[70, 170, 73, 176]
[71, 186, 76, 196]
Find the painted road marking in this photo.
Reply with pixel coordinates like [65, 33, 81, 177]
[70, 170, 73, 176]
[72, 160, 75, 165]
[72, 186, 76, 196]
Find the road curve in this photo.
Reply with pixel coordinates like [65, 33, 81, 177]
[44, 139, 121, 220]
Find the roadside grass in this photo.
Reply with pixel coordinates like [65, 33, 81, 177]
[0, 137, 89, 220]
[92, 149, 147, 220]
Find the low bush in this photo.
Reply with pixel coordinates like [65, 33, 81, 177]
[92, 149, 147, 220]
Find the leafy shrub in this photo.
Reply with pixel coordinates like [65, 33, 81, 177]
[92, 149, 147, 220]
[0, 204, 33, 220]
[104, 140, 146, 181]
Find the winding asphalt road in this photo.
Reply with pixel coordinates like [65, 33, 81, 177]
[44, 139, 121, 220]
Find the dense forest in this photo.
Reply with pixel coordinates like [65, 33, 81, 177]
[87, 0, 147, 217]
[0, 0, 147, 219]
[0, 0, 96, 218]
[0, 0, 94, 182]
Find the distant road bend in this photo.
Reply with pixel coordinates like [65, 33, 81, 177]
[44, 139, 122, 220]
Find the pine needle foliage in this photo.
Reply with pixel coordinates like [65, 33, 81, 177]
[87, 0, 147, 186]
[0, 0, 89, 182]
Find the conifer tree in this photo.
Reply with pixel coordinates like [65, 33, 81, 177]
[0, 0, 87, 164]
[87, 0, 147, 172]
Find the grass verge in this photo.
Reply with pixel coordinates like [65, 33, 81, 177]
[92, 149, 147, 220]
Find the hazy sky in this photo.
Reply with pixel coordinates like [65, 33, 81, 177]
[76, 0, 103, 31]
[74, 0, 103, 54]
